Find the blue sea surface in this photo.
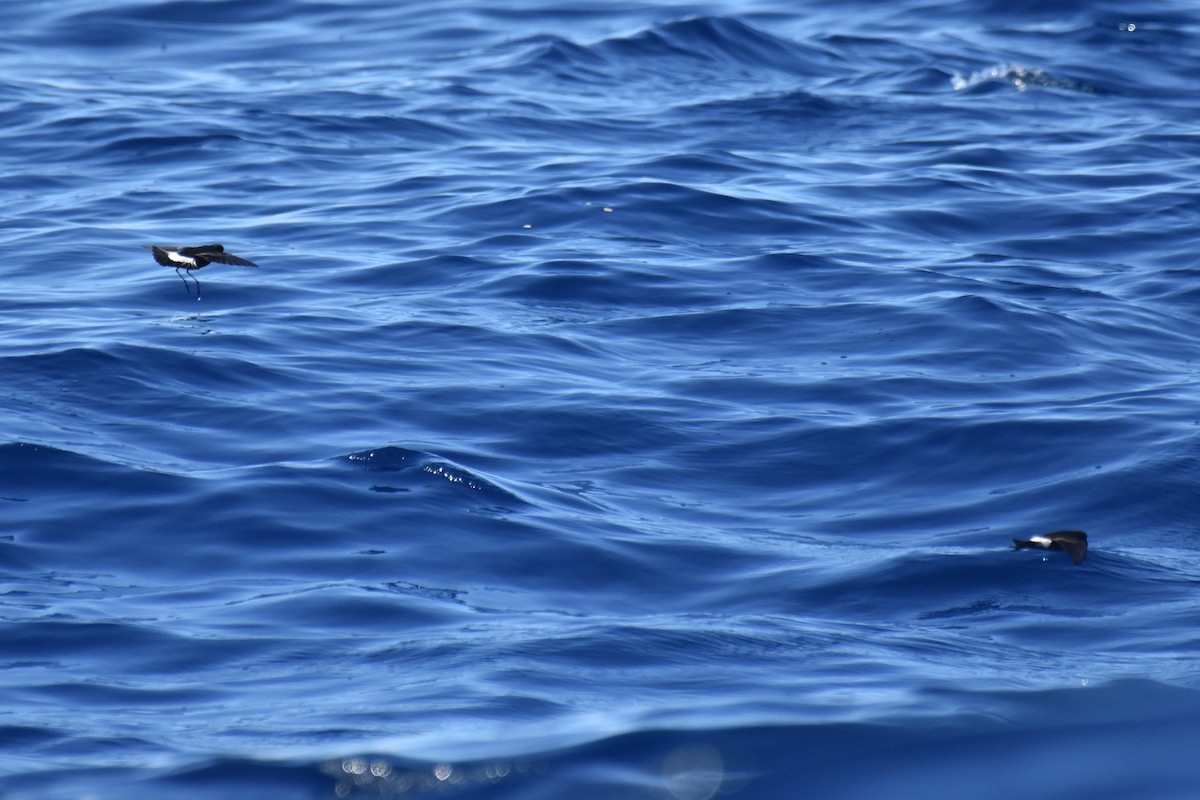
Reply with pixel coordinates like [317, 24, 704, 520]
[4, 1, 1200, 797]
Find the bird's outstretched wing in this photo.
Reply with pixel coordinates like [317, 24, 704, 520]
[1059, 538, 1087, 565]
[144, 246, 176, 267]
[202, 251, 258, 267]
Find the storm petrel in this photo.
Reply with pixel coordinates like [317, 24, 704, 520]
[145, 244, 258, 298]
[1012, 530, 1088, 565]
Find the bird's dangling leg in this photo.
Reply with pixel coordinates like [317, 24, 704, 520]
[176, 267, 193, 297]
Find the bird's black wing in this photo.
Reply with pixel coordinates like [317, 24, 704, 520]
[145, 246, 176, 267]
[203, 252, 258, 267]
[1059, 539, 1087, 565]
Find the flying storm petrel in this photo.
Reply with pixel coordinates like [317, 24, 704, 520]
[145, 244, 258, 298]
[1012, 530, 1088, 565]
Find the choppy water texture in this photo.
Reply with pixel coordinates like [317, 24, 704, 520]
[4, 1, 1200, 797]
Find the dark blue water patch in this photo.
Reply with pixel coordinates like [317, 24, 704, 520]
[606, 16, 835, 78]
[0, 724, 63, 753]
[511, 35, 617, 84]
[0, 443, 185, 515]
[86, 133, 251, 166]
[344, 446, 528, 508]
[511, 15, 832, 80]
[611, 17, 803, 69]
[34, 0, 294, 46]
[21, 679, 219, 713]
[6, 436, 710, 600]
[551, 181, 844, 243]
[213, 582, 470, 634]
[252, 109, 464, 150]
[610, 150, 759, 183]
[771, 547, 1144, 621]
[10, 679, 1199, 799]
[481, 258, 720, 308]
[616, 412, 1135, 516]
[1144, 267, 1200, 311]
[5, 343, 302, 397]
[3, 618, 215, 672]
[657, 89, 864, 156]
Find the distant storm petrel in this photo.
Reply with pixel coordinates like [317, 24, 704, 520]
[1012, 530, 1088, 564]
[145, 244, 258, 298]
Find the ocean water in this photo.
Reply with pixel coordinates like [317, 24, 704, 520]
[3, 0, 1200, 797]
